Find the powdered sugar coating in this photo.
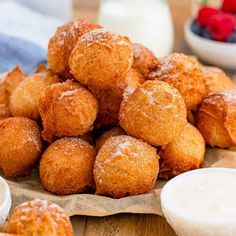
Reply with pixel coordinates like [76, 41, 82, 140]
[57, 20, 100, 46]
[9, 69, 60, 120]
[58, 88, 82, 100]
[217, 90, 236, 102]
[150, 53, 205, 110]
[69, 28, 133, 91]
[196, 89, 236, 148]
[139, 84, 179, 109]
[47, 19, 101, 79]
[79, 28, 131, 48]
[0, 117, 43, 178]
[39, 80, 98, 142]
[123, 85, 136, 101]
[7, 199, 73, 235]
[119, 80, 187, 146]
[203, 66, 235, 95]
[95, 127, 125, 151]
[202, 90, 236, 108]
[94, 135, 159, 198]
[40, 137, 96, 195]
[18, 199, 64, 214]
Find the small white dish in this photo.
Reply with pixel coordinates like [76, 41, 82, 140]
[161, 168, 236, 236]
[0, 176, 11, 226]
[185, 19, 236, 70]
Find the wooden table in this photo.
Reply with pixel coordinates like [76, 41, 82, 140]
[71, 214, 176, 235]
[71, 0, 191, 235]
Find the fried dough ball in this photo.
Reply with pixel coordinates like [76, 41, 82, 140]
[39, 80, 98, 142]
[203, 66, 235, 94]
[69, 28, 133, 90]
[40, 138, 96, 195]
[0, 72, 8, 105]
[9, 70, 60, 120]
[95, 127, 125, 150]
[0, 67, 26, 105]
[48, 19, 101, 79]
[119, 80, 187, 146]
[151, 53, 206, 110]
[0, 117, 42, 178]
[4, 66, 26, 95]
[94, 135, 159, 198]
[0, 104, 11, 120]
[92, 69, 140, 128]
[195, 90, 236, 148]
[6, 199, 73, 236]
[159, 123, 205, 179]
[132, 43, 160, 79]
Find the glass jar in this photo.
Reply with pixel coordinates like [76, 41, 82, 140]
[98, 0, 174, 57]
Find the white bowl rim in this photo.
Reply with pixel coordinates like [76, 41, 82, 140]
[0, 176, 11, 212]
[185, 19, 236, 48]
[161, 167, 236, 225]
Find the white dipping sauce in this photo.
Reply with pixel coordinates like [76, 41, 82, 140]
[161, 168, 236, 236]
[0, 182, 4, 206]
[0, 176, 11, 226]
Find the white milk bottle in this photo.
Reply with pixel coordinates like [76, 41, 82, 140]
[98, 0, 174, 57]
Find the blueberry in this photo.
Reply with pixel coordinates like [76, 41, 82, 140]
[202, 29, 212, 40]
[191, 21, 204, 36]
[227, 32, 236, 43]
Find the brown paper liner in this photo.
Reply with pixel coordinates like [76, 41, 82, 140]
[6, 147, 236, 217]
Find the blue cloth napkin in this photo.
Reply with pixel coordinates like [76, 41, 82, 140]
[0, 33, 47, 74]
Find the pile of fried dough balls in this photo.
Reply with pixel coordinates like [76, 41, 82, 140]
[0, 19, 236, 199]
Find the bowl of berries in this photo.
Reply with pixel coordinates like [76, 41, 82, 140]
[185, 0, 236, 70]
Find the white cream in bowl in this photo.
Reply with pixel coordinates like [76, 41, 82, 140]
[0, 176, 11, 226]
[161, 168, 236, 236]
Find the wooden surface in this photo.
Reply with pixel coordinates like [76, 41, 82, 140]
[71, 0, 191, 235]
[72, 214, 176, 235]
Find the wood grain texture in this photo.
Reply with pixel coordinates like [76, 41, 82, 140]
[72, 214, 176, 236]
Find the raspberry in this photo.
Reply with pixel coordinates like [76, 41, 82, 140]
[207, 13, 236, 42]
[221, 0, 236, 14]
[196, 7, 219, 27]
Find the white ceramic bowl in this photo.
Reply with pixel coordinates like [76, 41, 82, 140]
[0, 176, 11, 226]
[185, 19, 236, 70]
[161, 168, 236, 236]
